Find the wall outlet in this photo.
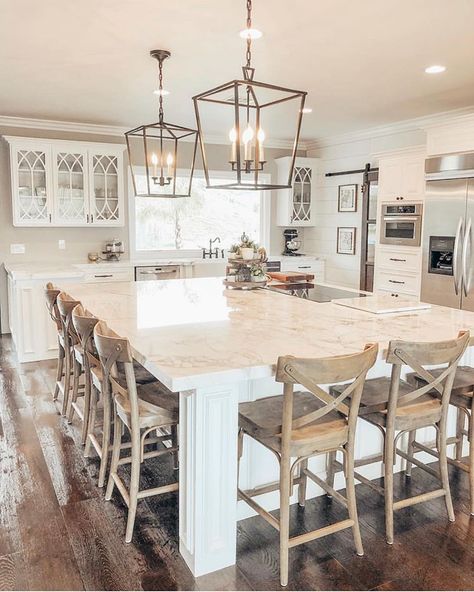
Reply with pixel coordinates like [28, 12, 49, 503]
[10, 243, 25, 254]
[58, 239, 66, 250]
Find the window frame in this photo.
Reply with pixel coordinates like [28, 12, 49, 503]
[128, 168, 271, 260]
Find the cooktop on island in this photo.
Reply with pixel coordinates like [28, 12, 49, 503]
[266, 282, 368, 303]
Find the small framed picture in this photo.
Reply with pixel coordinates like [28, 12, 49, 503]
[337, 227, 356, 255]
[338, 184, 358, 212]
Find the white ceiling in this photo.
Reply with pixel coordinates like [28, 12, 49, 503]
[2, 0, 474, 142]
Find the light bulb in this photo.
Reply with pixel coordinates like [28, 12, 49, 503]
[229, 127, 238, 143]
[166, 152, 173, 166]
[151, 152, 158, 165]
[257, 128, 265, 143]
[242, 125, 254, 144]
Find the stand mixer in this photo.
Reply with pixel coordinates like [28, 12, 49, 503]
[282, 228, 304, 256]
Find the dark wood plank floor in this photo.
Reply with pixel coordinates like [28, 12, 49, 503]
[0, 334, 473, 591]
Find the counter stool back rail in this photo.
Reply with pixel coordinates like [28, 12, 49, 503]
[238, 342, 379, 587]
[44, 283, 63, 402]
[71, 304, 100, 446]
[406, 363, 474, 515]
[329, 330, 470, 545]
[94, 321, 179, 543]
[56, 292, 84, 416]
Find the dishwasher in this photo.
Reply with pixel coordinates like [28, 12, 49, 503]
[135, 265, 181, 281]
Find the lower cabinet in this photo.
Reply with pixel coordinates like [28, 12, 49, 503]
[374, 246, 421, 297]
[280, 257, 325, 282]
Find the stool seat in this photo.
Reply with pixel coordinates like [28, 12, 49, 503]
[115, 383, 178, 430]
[90, 361, 157, 391]
[406, 366, 474, 409]
[331, 377, 441, 429]
[239, 391, 348, 456]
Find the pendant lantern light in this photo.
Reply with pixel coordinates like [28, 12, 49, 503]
[193, 0, 307, 190]
[126, 50, 198, 198]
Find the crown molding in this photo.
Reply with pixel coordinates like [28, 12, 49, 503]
[305, 105, 474, 151]
[0, 114, 302, 150]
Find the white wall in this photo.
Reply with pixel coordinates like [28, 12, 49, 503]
[305, 129, 426, 288]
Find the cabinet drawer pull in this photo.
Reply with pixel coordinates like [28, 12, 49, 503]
[94, 274, 113, 278]
[389, 257, 407, 262]
[86, 214, 89, 223]
[297, 265, 311, 269]
[388, 279, 405, 284]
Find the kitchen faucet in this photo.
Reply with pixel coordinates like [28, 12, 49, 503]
[202, 236, 223, 259]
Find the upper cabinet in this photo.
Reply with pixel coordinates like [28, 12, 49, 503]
[276, 157, 319, 226]
[377, 149, 425, 203]
[6, 137, 125, 227]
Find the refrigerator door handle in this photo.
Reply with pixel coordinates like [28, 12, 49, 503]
[453, 216, 464, 296]
[462, 218, 472, 296]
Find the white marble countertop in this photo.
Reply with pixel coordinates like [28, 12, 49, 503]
[58, 276, 474, 392]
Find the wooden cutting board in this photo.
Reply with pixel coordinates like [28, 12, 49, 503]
[267, 271, 315, 282]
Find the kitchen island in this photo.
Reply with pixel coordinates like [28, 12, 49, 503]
[58, 277, 474, 577]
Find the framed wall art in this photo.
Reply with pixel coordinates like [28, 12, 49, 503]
[338, 184, 358, 212]
[337, 226, 356, 255]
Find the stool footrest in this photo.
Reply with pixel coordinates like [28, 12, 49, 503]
[288, 519, 354, 548]
[393, 488, 446, 510]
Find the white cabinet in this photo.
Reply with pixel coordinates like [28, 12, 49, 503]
[276, 157, 319, 226]
[6, 137, 125, 227]
[374, 245, 421, 297]
[279, 257, 325, 281]
[378, 150, 425, 203]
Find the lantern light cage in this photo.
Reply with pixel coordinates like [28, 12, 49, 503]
[125, 49, 199, 198]
[193, 0, 307, 191]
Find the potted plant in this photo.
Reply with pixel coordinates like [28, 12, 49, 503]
[228, 243, 240, 260]
[239, 232, 257, 260]
[250, 263, 266, 282]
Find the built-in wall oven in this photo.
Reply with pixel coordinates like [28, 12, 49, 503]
[380, 203, 423, 246]
[135, 265, 180, 281]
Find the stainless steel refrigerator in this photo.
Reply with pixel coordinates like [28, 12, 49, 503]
[422, 153, 474, 311]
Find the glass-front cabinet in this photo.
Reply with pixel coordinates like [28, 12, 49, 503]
[276, 157, 319, 226]
[6, 137, 124, 227]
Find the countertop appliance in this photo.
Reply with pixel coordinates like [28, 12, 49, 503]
[282, 228, 305, 256]
[422, 152, 474, 311]
[380, 203, 423, 246]
[135, 265, 180, 281]
[266, 282, 367, 303]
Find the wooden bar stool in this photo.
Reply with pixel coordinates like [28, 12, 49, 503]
[44, 283, 63, 402]
[238, 343, 378, 587]
[56, 292, 82, 416]
[329, 331, 469, 545]
[407, 365, 474, 515]
[94, 321, 179, 542]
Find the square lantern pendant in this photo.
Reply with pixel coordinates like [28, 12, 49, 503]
[192, 0, 307, 191]
[125, 50, 199, 198]
[193, 68, 307, 191]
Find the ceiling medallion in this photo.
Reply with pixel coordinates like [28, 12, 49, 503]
[125, 50, 198, 198]
[193, 0, 307, 190]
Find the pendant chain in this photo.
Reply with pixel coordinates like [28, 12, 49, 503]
[158, 58, 164, 123]
[246, 0, 252, 68]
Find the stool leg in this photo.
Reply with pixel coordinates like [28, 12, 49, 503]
[298, 458, 308, 507]
[105, 404, 121, 501]
[84, 384, 97, 458]
[61, 348, 72, 416]
[437, 422, 455, 522]
[279, 452, 291, 587]
[53, 342, 64, 402]
[81, 370, 91, 446]
[384, 429, 395, 545]
[326, 450, 336, 497]
[125, 428, 142, 543]
[469, 406, 474, 515]
[455, 408, 464, 461]
[67, 357, 81, 424]
[171, 424, 179, 470]
[405, 429, 416, 477]
[98, 386, 111, 488]
[344, 446, 363, 556]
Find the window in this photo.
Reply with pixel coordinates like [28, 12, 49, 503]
[132, 173, 268, 253]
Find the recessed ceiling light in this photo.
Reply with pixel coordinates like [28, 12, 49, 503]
[239, 28, 263, 39]
[425, 65, 446, 74]
[301, 107, 312, 114]
[153, 89, 170, 96]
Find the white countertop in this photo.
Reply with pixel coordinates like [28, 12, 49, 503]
[58, 276, 474, 391]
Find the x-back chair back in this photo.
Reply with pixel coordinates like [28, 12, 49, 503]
[72, 304, 99, 364]
[55, 292, 81, 415]
[276, 343, 379, 451]
[44, 282, 61, 332]
[385, 330, 470, 428]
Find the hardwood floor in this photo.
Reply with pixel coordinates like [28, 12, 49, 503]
[0, 334, 473, 591]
